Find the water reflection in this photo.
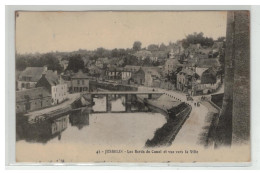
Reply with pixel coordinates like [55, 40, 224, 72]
[16, 114, 69, 143]
[92, 96, 106, 112]
[69, 108, 90, 130]
[16, 97, 151, 144]
[92, 94, 148, 112]
[111, 95, 126, 112]
[17, 107, 90, 144]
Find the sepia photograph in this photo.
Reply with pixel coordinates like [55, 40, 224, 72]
[13, 10, 250, 163]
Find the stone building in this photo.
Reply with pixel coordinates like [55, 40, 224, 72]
[105, 67, 123, 80]
[36, 70, 68, 105]
[142, 67, 161, 87]
[215, 11, 250, 147]
[71, 70, 91, 93]
[17, 66, 48, 90]
[121, 70, 132, 80]
[16, 87, 52, 114]
[176, 68, 199, 94]
[131, 68, 145, 85]
[164, 58, 182, 76]
[194, 67, 221, 94]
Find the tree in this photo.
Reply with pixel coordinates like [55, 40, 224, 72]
[142, 57, 152, 66]
[96, 47, 106, 57]
[147, 44, 159, 51]
[15, 53, 63, 73]
[217, 36, 226, 42]
[182, 32, 214, 48]
[111, 48, 119, 57]
[40, 53, 63, 73]
[133, 41, 142, 51]
[16, 57, 29, 71]
[122, 54, 140, 66]
[159, 43, 167, 51]
[66, 54, 85, 73]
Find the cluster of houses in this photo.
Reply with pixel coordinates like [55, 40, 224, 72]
[102, 41, 223, 96]
[16, 66, 92, 114]
[16, 40, 224, 114]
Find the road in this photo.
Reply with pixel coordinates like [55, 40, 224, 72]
[138, 85, 221, 147]
[25, 93, 80, 118]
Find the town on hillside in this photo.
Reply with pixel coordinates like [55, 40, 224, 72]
[16, 32, 225, 115]
[15, 33, 226, 148]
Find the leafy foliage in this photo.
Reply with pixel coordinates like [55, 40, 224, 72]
[182, 32, 214, 49]
[147, 44, 159, 51]
[16, 53, 63, 73]
[133, 41, 142, 52]
[66, 54, 85, 73]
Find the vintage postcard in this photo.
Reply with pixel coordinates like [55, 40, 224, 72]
[14, 11, 250, 163]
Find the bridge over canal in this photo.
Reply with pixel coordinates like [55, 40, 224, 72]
[81, 91, 164, 113]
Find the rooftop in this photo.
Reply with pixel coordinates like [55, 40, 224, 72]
[43, 70, 60, 86]
[19, 67, 47, 82]
[71, 70, 91, 79]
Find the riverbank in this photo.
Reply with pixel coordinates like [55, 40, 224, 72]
[145, 104, 192, 147]
[135, 88, 193, 147]
[138, 85, 222, 148]
[23, 93, 81, 123]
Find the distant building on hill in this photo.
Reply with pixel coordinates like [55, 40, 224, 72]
[105, 66, 123, 80]
[134, 50, 152, 60]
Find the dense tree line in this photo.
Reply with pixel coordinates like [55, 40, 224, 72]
[16, 53, 63, 72]
[182, 32, 214, 49]
[16, 33, 225, 72]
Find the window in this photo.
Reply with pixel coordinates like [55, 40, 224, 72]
[77, 80, 80, 85]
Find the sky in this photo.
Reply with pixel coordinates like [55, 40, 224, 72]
[16, 11, 227, 54]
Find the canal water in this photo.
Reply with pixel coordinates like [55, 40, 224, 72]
[16, 96, 167, 159]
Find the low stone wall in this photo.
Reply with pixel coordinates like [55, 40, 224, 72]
[211, 93, 224, 109]
[90, 81, 138, 91]
[145, 103, 192, 147]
